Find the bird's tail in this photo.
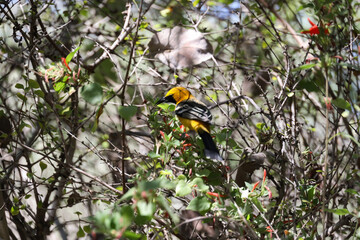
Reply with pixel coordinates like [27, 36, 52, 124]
[198, 130, 223, 161]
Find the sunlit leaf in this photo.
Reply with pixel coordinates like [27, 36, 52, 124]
[292, 63, 317, 72]
[176, 180, 192, 197]
[66, 46, 81, 64]
[326, 208, 350, 216]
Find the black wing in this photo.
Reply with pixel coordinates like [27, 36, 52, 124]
[175, 100, 212, 124]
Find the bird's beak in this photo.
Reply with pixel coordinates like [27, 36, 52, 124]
[156, 97, 166, 105]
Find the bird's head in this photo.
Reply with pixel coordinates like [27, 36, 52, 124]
[156, 87, 192, 105]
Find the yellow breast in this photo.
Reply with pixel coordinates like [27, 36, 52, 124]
[177, 116, 210, 133]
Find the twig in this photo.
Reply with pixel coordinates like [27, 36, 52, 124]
[119, 0, 143, 194]
[69, 166, 122, 195]
[322, 67, 330, 237]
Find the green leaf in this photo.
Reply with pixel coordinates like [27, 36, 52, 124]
[83, 225, 91, 234]
[251, 197, 266, 213]
[332, 98, 351, 111]
[34, 90, 45, 98]
[187, 196, 211, 214]
[326, 208, 350, 216]
[118, 106, 137, 121]
[66, 46, 81, 63]
[297, 79, 319, 92]
[292, 63, 317, 72]
[11, 206, 19, 216]
[339, 62, 360, 71]
[119, 188, 136, 202]
[148, 151, 161, 159]
[28, 79, 40, 89]
[193, 0, 200, 6]
[207, 171, 223, 185]
[77, 226, 85, 238]
[137, 178, 173, 192]
[287, 92, 294, 97]
[191, 178, 209, 192]
[16, 93, 27, 102]
[118, 205, 135, 228]
[60, 106, 71, 115]
[39, 161, 47, 173]
[157, 103, 175, 111]
[345, 189, 357, 195]
[123, 231, 143, 240]
[307, 186, 316, 200]
[134, 215, 152, 225]
[15, 83, 24, 89]
[196, 169, 211, 177]
[340, 133, 360, 146]
[176, 180, 192, 197]
[137, 200, 155, 217]
[54, 81, 66, 92]
[81, 83, 103, 105]
[341, 110, 350, 118]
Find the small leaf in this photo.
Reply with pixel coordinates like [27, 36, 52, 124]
[77, 226, 85, 238]
[92, 105, 104, 132]
[15, 83, 24, 89]
[118, 106, 137, 121]
[75, 211, 82, 216]
[39, 161, 47, 173]
[252, 197, 266, 213]
[176, 180, 192, 197]
[287, 92, 294, 97]
[292, 63, 317, 72]
[332, 98, 351, 111]
[16, 93, 27, 102]
[34, 90, 45, 98]
[326, 208, 350, 216]
[134, 215, 152, 225]
[193, 0, 200, 6]
[191, 178, 209, 192]
[187, 196, 211, 214]
[119, 188, 136, 202]
[341, 110, 350, 118]
[137, 200, 155, 217]
[196, 169, 211, 177]
[54, 81, 66, 92]
[123, 231, 143, 240]
[11, 206, 19, 216]
[345, 189, 357, 195]
[66, 46, 81, 63]
[83, 225, 91, 234]
[81, 83, 103, 105]
[118, 205, 135, 228]
[339, 62, 360, 71]
[28, 79, 40, 89]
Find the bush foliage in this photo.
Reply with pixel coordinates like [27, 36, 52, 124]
[0, 0, 359, 239]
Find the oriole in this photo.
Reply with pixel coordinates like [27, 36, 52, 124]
[156, 87, 223, 161]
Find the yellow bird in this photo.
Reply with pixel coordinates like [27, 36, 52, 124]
[156, 87, 223, 161]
